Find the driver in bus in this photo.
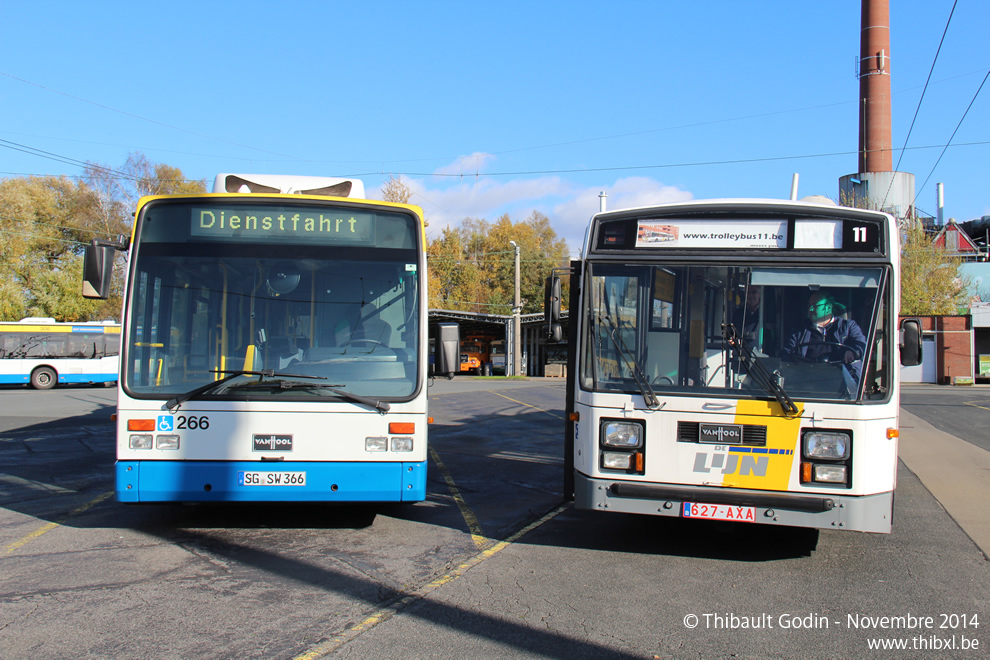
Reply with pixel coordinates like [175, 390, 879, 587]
[783, 291, 867, 380]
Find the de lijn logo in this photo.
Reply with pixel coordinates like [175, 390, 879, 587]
[693, 447, 794, 477]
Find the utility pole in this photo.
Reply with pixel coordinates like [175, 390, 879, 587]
[509, 240, 521, 376]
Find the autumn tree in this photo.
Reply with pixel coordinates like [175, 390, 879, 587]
[0, 176, 111, 320]
[84, 151, 207, 214]
[1, 154, 207, 321]
[426, 212, 569, 314]
[900, 225, 971, 315]
[381, 174, 412, 205]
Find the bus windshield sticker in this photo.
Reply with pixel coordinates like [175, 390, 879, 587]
[635, 219, 787, 249]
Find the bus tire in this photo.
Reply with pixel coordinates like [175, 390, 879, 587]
[31, 366, 57, 390]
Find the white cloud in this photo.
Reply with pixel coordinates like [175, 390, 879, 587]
[432, 152, 497, 176]
[406, 175, 569, 236]
[377, 171, 693, 256]
[552, 177, 694, 253]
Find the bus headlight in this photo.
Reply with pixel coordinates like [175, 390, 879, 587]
[601, 420, 643, 448]
[365, 437, 388, 452]
[803, 431, 850, 460]
[156, 435, 180, 450]
[602, 452, 634, 470]
[129, 434, 153, 449]
[391, 437, 414, 452]
[813, 464, 847, 483]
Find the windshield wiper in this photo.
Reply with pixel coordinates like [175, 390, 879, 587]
[164, 369, 325, 411]
[723, 324, 798, 416]
[601, 314, 661, 410]
[271, 381, 391, 413]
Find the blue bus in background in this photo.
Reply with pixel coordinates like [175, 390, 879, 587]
[0, 318, 120, 389]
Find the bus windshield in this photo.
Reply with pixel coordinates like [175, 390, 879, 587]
[124, 199, 422, 400]
[582, 263, 889, 403]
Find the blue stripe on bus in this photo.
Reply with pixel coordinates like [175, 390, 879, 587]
[58, 373, 116, 383]
[728, 447, 793, 455]
[0, 373, 114, 384]
[115, 460, 427, 503]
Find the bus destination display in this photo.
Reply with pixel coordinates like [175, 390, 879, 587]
[191, 206, 374, 243]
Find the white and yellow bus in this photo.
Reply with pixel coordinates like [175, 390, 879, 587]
[548, 198, 922, 533]
[84, 174, 429, 504]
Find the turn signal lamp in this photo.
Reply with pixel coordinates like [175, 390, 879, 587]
[389, 422, 415, 434]
[128, 419, 155, 431]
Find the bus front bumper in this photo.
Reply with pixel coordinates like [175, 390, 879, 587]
[116, 460, 426, 503]
[574, 472, 893, 534]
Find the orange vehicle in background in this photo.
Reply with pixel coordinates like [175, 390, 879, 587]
[459, 336, 492, 375]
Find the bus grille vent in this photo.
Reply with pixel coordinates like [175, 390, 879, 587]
[676, 422, 768, 446]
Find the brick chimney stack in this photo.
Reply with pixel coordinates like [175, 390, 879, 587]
[859, 0, 893, 173]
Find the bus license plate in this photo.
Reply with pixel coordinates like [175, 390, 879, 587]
[682, 502, 755, 522]
[238, 471, 306, 486]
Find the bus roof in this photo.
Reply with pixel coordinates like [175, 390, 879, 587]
[213, 173, 365, 198]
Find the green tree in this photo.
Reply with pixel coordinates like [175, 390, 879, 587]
[900, 225, 971, 315]
[0, 175, 110, 321]
[1, 155, 206, 321]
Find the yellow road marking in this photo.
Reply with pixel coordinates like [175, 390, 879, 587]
[293, 503, 568, 660]
[429, 446, 488, 549]
[491, 390, 565, 419]
[964, 401, 990, 412]
[3, 491, 113, 555]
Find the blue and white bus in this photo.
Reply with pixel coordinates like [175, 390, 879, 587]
[0, 319, 119, 389]
[83, 174, 429, 504]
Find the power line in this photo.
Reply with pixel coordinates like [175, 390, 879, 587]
[0, 71, 297, 160]
[913, 69, 990, 207]
[883, 0, 958, 208]
[348, 141, 990, 179]
[0, 229, 89, 246]
[0, 139, 136, 182]
[0, 215, 123, 238]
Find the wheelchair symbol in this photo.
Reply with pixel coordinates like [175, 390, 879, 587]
[157, 416, 174, 432]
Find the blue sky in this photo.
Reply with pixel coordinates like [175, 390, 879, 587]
[2, 1, 987, 254]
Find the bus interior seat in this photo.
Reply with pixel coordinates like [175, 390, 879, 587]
[354, 318, 392, 344]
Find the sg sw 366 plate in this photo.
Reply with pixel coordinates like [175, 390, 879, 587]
[238, 471, 306, 486]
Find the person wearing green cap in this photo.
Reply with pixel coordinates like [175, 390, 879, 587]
[783, 291, 867, 382]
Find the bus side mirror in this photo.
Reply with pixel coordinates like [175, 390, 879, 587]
[82, 242, 115, 299]
[545, 275, 562, 341]
[899, 318, 922, 367]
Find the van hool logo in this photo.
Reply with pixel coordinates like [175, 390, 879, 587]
[699, 423, 743, 444]
[253, 434, 293, 451]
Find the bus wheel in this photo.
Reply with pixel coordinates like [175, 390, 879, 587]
[31, 367, 57, 390]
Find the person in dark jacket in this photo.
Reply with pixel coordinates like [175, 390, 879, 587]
[783, 291, 867, 382]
